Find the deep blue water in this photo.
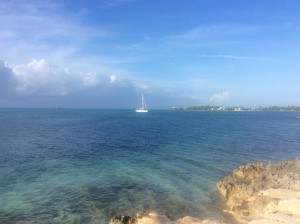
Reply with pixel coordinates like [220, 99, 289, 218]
[0, 109, 299, 223]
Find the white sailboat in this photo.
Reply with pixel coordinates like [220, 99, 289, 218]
[135, 94, 148, 113]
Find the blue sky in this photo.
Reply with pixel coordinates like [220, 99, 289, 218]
[0, 0, 300, 108]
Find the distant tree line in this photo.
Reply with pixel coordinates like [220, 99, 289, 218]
[171, 105, 300, 111]
[257, 106, 300, 111]
[186, 106, 221, 110]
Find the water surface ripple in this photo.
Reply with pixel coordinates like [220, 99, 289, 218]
[0, 109, 299, 223]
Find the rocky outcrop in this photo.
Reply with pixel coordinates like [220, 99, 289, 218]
[109, 158, 300, 224]
[109, 215, 134, 224]
[217, 158, 300, 223]
[109, 211, 226, 224]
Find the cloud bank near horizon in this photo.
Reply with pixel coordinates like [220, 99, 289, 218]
[0, 59, 208, 108]
[1, 59, 235, 108]
[0, 59, 137, 108]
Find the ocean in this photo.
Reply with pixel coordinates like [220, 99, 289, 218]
[0, 109, 299, 223]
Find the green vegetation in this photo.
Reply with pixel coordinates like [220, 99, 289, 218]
[171, 105, 300, 111]
[256, 106, 300, 111]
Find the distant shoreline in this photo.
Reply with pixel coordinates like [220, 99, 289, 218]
[170, 105, 300, 112]
[0, 107, 300, 112]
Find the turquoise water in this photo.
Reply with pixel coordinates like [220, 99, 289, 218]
[0, 109, 299, 223]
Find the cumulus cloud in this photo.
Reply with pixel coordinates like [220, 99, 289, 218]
[0, 61, 17, 94]
[209, 91, 231, 102]
[1, 58, 234, 109]
[82, 73, 100, 88]
[8, 59, 134, 96]
[109, 75, 117, 83]
[0, 59, 147, 108]
[11, 59, 76, 96]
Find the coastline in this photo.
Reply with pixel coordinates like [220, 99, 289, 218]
[217, 158, 300, 224]
[110, 158, 300, 224]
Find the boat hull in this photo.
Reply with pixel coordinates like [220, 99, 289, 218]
[135, 109, 148, 113]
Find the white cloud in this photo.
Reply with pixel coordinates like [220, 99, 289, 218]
[209, 91, 231, 102]
[5, 59, 129, 97]
[0, 59, 144, 108]
[11, 59, 74, 95]
[0, 61, 16, 93]
[136, 83, 150, 90]
[0, 59, 238, 108]
[109, 75, 117, 83]
[82, 73, 99, 88]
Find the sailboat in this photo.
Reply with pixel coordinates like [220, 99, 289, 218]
[135, 94, 148, 112]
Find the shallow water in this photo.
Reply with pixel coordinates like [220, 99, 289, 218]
[0, 109, 299, 223]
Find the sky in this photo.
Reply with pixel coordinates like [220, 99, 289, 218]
[0, 0, 300, 109]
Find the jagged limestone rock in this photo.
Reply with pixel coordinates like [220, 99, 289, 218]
[217, 158, 300, 223]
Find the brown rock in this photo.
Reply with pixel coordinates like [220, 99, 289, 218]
[217, 158, 300, 223]
[109, 215, 135, 224]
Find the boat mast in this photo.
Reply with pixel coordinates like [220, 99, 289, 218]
[142, 94, 147, 109]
